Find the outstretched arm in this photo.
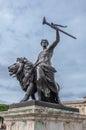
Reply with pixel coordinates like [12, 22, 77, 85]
[48, 29, 60, 51]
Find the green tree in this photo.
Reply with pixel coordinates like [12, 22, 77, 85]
[0, 104, 9, 112]
[0, 104, 9, 121]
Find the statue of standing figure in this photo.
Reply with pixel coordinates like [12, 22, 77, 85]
[8, 18, 61, 104]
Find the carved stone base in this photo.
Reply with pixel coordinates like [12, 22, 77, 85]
[0, 100, 86, 130]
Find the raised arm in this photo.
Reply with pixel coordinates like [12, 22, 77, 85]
[48, 29, 60, 51]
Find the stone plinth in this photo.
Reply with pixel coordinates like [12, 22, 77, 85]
[0, 100, 86, 130]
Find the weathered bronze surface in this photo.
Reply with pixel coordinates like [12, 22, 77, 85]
[8, 18, 64, 104]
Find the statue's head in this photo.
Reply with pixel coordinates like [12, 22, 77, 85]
[16, 57, 26, 63]
[41, 39, 49, 49]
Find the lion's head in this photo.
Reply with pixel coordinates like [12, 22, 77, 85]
[8, 57, 35, 92]
[8, 63, 19, 76]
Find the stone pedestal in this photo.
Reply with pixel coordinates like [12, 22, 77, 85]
[0, 100, 86, 130]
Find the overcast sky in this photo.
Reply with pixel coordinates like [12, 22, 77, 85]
[0, 0, 86, 104]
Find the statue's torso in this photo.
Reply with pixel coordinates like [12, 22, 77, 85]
[37, 49, 53, 65]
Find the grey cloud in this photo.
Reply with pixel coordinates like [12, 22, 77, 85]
[0, 100, 9, 104]
[0, 0, 85, 103]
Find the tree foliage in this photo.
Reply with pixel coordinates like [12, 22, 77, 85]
[0, 104, 9, 111]
[0, 104, 9, 121]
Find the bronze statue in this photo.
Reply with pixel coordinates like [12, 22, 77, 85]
[34, 28, 60, 104]
[8, 17, 76, 104]
[8, 28, 60, 103]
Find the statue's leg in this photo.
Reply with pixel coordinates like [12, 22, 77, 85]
[31, 94, 35, 100]
[20, 82, 35, 102]
[54, 92, 61, 104]
[37, 88, 43, 100]
[31, 86, 37, 100]
[36, 66, 45, 101]
[55, 82, 61, 104]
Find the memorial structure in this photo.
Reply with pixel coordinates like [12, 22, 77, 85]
[8, 17, 76, 103]
[1, 18, 86, 130]
[8, 17, 62, 104]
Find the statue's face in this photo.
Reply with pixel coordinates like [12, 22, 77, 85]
[41, 41, 48, 49]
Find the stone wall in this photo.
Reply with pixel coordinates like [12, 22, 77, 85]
[63, 97, 86, 115]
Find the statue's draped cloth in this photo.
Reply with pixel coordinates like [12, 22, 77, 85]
[36, 62, 57, 97]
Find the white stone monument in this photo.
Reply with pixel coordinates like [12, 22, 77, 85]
[0, 100, 86, 130]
